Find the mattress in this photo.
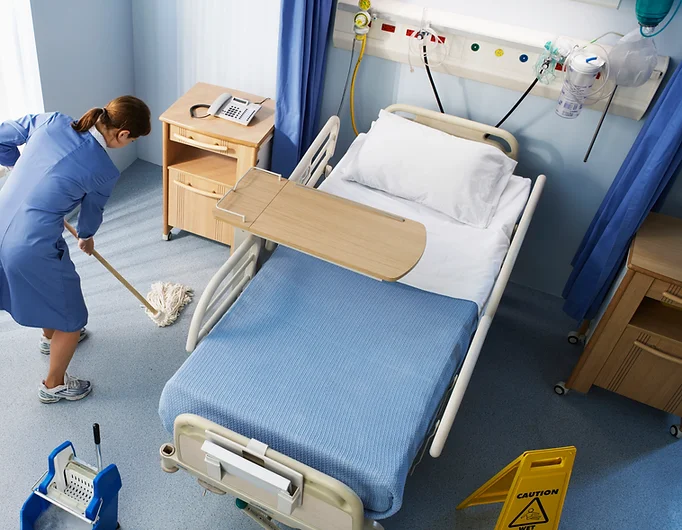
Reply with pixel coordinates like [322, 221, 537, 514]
[159, 246, 478, 519]
[319, 135, 532, 311]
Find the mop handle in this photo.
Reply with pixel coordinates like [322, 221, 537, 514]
[93, 423, 103, 472]
[63, 221, 159, 315]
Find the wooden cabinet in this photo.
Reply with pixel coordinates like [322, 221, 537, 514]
[565, 213, 682, 436]
[159, 83, 275, 246]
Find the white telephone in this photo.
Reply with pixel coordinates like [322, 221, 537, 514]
[207, 93, 262, 126]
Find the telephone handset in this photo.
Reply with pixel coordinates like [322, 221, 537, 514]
[205, 93, 262, 126]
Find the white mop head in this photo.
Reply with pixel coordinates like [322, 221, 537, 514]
[145, 282, 193, 327]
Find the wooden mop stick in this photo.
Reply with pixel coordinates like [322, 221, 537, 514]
[63, 221, 159, 315]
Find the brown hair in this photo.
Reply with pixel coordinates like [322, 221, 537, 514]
[72, 95, 151, 138]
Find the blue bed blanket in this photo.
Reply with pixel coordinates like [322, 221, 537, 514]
[159, 246, 478, 519]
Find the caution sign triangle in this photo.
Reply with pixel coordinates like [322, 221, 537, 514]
[508, 498, 549, 527]
[457, 446, 576, 530]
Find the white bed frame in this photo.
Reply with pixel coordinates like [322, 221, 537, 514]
[165, 106, 546, 530]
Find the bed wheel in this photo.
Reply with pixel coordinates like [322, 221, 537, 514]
[554, 381, 569, 396]
[671, 425, 682, 439]
[567, 331, 584, 345]
[162, 232, 173, 241]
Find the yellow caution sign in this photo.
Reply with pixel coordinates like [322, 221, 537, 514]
[458, 446, 576, 530]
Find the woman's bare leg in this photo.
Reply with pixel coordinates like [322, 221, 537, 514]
[42, 328, 54, 339]
[44, 330, 80, 388]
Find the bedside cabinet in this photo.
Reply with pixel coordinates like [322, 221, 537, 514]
[159, 82, 275, 246]
[560, 213, 682, 438]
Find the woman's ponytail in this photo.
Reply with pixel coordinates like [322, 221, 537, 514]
[71, 96, 150, 138]
[71, 108, 107, 132]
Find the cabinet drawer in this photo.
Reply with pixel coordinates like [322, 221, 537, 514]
[646, 279, 682, 310]
[170, 125, 238, 158]
[168, 168, 233, 246]
[595, 326, 682, 415]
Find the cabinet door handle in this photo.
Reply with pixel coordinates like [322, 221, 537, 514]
[173, 133, 229, 152]
[634, 340, 682, 366]
[173, 180, 223, 200]
[662, 291, 682, 306]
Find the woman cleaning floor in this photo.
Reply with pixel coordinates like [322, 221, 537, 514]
[0, 96, 151, 403]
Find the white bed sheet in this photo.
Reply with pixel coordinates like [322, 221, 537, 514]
[319, 134, 531, 311]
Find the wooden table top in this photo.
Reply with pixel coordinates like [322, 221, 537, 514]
[630, 213, 682, 284]
[214, 169, 426, 281]
[159, 82, 275, 148]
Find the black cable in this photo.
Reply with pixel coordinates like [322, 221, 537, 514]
[189, 103, 211, 118]
[423, 44, 444, 114]
[337, 38, 357, 117]
[495, 77, 538, 128]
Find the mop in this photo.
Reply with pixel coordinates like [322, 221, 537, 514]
[64, 222, 192, 327]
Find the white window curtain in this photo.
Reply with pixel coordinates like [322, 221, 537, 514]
[0, 0, 42, 182]
[0, 0, 43, 123]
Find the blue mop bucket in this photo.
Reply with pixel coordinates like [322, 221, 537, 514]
[21, 433, 121, 529]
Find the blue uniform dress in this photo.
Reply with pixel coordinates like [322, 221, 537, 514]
[0, 113, 119, 332]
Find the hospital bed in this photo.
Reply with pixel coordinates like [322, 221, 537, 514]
[158, 105, 546, 530]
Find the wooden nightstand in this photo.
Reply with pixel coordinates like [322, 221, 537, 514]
[561, 213, 682, 438]
[159, 82, 275, 246]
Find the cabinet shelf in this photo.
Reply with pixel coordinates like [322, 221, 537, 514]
[630, 298, 682, 345]
[169, 150, 238, 186]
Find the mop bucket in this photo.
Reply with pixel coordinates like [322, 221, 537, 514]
[21, 441, 121, 529]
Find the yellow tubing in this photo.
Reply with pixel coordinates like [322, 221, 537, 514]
[350, 34, 367, 136]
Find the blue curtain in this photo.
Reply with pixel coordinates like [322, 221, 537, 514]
[563, 63, 682, 322]
[271, 0, 334, 177]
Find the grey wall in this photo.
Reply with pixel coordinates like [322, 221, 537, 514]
[132, 0, 281, 166]
[319, 0, 682, 297]
[29, 0, 137, 171]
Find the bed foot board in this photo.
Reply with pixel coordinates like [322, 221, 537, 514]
[161, 414, 369, 530]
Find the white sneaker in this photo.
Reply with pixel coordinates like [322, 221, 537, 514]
[38, 373, 93, 403]
[39, 328, 88, 355]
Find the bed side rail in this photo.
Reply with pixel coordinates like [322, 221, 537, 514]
[161, 414, 370, 530]
[186, 235, 262, 352]
[186, 117, 340, 351]
[429, 174, 547, 458]
[289, 116, 340, 187]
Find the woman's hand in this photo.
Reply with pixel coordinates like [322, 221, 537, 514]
[78, 238, 94, 256]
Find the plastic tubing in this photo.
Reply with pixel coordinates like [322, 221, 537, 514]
[350, 34, 367, 136]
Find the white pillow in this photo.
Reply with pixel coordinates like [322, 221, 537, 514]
[344, 110, 517, 228]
